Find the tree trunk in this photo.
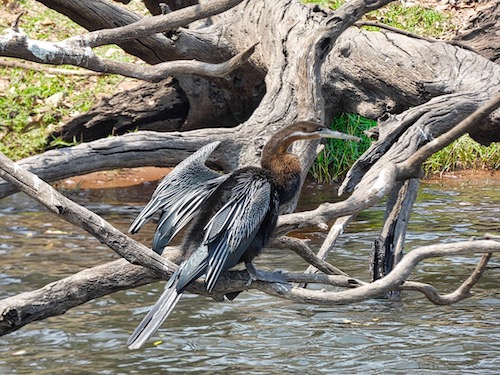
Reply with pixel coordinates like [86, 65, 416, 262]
[45, 1, 499, 146]
[0, 0, 499, 336]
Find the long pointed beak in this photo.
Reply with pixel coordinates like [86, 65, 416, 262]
[319, 129, 361, 142]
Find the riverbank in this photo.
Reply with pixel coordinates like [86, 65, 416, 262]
[56, 167, 498, 190]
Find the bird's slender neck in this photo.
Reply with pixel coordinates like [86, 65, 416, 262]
[260, 129, 304, 204]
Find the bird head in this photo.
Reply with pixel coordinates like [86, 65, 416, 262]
[284, 121, 361, 142]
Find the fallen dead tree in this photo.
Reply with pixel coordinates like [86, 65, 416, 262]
[0, 0, 499, 335]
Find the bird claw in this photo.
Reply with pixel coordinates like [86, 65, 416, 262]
[245, 263, 289, 286]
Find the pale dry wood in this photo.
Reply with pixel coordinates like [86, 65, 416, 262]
[258, 240, 499, 305]
[273, 236, 347, 276]
[75, 0, 246, 48]
[0, 57, 103, 76]
[0, 128, 241, 199]
[302, 215, 354, 279]
[296, 0, 394, 121]
[0, 27, 255, 82]
[399, 252, 493, 305]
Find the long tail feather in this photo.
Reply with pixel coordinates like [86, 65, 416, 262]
[127, 281, 183, 350]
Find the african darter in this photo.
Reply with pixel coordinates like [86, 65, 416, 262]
[127, 121, 360, 349]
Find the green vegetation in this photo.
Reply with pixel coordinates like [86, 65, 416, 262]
[1, 0, 497, 180]
[0, 1, 132, 160]
[423, 135, 500, 176]
[304, 0, 458, 38]
[311, 114, 374, 182]
[311, 115, 500, 182]
[365, 1, 458, 37]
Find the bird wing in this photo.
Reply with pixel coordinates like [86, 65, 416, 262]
[128, 141, 228, 253]
[202, 172, 274, 292]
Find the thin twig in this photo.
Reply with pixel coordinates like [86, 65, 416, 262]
[303, 215, 354, 278]
[11, 11, 26, 32]
[273, 236, 347, 276]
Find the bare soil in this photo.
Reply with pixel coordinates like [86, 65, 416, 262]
[57, 167, 172, 189]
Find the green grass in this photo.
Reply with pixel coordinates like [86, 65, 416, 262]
[423, 135, 500, 176]
[311, 114, 375, 182]
[306, 0, 496, 181]
[0, 0, 135, 160]
[367, 2, 458, 38]
[304, 0, 458, 38]
[312, 116, 500, 182]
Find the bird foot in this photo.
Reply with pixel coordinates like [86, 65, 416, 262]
[245, 263, 289, 285]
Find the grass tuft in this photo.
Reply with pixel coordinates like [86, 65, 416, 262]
[311, 114, 375, 182]
[423, 135, 500, 176]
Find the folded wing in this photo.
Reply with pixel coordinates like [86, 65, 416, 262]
[129, 141, 228, 253]
[200, 171, 277, 292]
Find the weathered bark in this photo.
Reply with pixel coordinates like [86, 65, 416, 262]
[35, 0, 266, 134]
[0, 0, 499, 336]
[370, 178, 419, 298]
[450, 1, 500, 144]
[453, 1, 500, 64]
[46, 3, 500, 145]
[50, 78, 189, 143]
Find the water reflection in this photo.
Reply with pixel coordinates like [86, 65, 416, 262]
[0, 177, 498, 374]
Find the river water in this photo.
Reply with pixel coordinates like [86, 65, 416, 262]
[0, 175, 498, 374]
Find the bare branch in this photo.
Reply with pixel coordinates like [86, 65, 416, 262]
[401, 253, 493, 304]
[302, 215, 354, 279]
[273, 236, 347, 276]
[0, 128, 240, 199]
[0, 28, 256, 82]
[397, 93, 500, 179]
[76, 0, 246, 48]
[277, 164, 397, 233]
[257, 240, 499, 305]
[0, 152, 177, 279]
[0, 57, 103, 76]
[0, 259, 156, 335]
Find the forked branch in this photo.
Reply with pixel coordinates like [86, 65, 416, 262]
[0, 0, 250, 81]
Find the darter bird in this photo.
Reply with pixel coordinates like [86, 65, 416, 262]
[127, 121, 360, 349]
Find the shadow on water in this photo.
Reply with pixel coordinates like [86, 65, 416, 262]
[0, 175, 498, 374]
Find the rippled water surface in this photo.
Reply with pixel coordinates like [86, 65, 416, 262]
[0, 176, 499, 374]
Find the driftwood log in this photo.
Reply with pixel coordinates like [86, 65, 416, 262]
[0, 0, 499, 336]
